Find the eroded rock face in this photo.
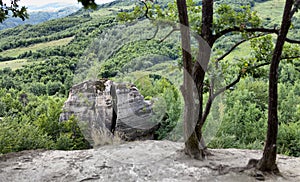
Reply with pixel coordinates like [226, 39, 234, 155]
[59, 79, 113, 145]
[114, 83, 159, 141]
[59, 79, 160, 146]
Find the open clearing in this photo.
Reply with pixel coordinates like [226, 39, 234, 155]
[0, 36, 74, 58]
[0, 59, 28, 70]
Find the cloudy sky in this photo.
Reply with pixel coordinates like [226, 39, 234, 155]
[13, 0, 115, 7]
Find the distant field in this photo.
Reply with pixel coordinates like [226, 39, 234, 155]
[0, 59, 28, 70]
[91, 9, 113, 17]
[254, 0, 299, 25]
[1, 37, 74, 58]
[224, 41, 252, 62]
[0, 59, 45, 70]
[90, 5, 134, 18]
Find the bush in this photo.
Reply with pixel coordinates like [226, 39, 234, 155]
[54, 117, 91, 150]
[55, 133, 73, 150]
[278, 122, 300, 157]
[0, 95, 91, 154]
[29, 82, 47, 96]
[46, 81, 64, 95]
[0, 120, 54, 154]
[209, 79, 267, 150]
[0, 101, 6, 116]
[134, 75, 182, 140]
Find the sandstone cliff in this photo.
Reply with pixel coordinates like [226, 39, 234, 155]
[59, 79, 160, 146]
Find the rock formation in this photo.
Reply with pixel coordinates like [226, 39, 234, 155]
[59, 79, 160, 146]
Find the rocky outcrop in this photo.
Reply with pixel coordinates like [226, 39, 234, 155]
[59, 79, 160, 146]
[59, 79, 113, 145]
[1, 140, 300, 182]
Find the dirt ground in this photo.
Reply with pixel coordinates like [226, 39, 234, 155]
[0, 140, 299, 182]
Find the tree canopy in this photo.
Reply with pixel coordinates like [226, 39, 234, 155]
[0, 0, 28, 23]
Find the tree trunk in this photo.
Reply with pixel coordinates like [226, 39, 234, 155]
[193, 0, 214, 152]
[201, 0, 214, 45]
[176, 0, 204, 159]
[257, 0, 294, 172]
[179, 0, 214, 158]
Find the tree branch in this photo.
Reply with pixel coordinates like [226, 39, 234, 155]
[213, 73, 242, 99]
[290, 0, 300, 18]
[213, 27, 300, 44]
[213, 62, 270, 98]
[285, 37, 300, 44]
[250, 62, 270, 69]
[198, 85, 213, 130]
[216, 34, 266, 62]
[216, 39, 247, 62]
[147, 24, 159, 40]
[159, 28, 180, 42]
[140, 1, 150, 19]
[213, 27, 278, 42]
[281, 55, 300, 60]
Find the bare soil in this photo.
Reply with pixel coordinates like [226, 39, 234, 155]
[0, 140, 299, 182]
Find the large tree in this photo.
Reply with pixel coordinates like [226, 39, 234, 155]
[172, 0, 263, 159]
[116, 0, 264, 159]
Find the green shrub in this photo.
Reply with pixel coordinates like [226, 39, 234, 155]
[55, 117, 91, 150]
[0, 119, 54, 154]
[278, 122, 300, 157]
[55, 133, 73, 150]
[135, 75, 182, 140]
[209, 79, 267, 150]
[46, 81, 64, 95]
[29, 82, 47, 96]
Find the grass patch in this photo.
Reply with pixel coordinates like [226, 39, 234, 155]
[91, 5, 135, 18]
[224, 41, 252, 62]
[0, 59, 44, 70]
[0, 59, 28, 70]
[91, 9, 113, 17]
[1, 37, 74, 58]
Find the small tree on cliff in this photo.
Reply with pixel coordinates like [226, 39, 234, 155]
[255, 0, 300, 172]
[105, 0, 264, 159]
[148, 0, 298, 161]
[79, 0, 300, 172]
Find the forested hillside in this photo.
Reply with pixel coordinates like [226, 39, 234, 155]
[0, 0, 299, 158]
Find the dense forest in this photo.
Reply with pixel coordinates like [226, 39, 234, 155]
[0, 0, 299, 160]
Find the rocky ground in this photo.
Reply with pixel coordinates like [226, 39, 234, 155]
[0, 140, 299, 182]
